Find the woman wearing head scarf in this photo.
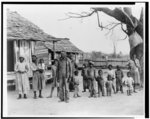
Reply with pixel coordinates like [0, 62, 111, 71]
[15, 56, 30, 99]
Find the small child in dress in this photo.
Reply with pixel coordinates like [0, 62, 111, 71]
[73, 70, 81, 98]
[96, 69, 105, 97]
[123, 72, 134, 96]
[105, 75, 113, 96]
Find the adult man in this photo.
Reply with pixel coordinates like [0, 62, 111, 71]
[87, 61, 97, 98]
[57, 51, 72, 103]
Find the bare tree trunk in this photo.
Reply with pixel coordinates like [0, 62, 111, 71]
[94, 7, 144, 86]
[67, 7, 144, 86]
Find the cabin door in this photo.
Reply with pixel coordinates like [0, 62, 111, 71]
[7, 40, 15, 71]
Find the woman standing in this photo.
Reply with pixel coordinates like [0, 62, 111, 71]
[128, 58, 140, 93]
[15, 56, 30, 99]
[30, 55, 44, 99]
[38, 58, 46, 96]
[133, 55, 141, 88]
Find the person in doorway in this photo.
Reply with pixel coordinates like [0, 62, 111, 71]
[87, 61, 97, 98]
[96, 69, 105, 97]
[57, 51, 72, 103]
[115, 65, 124, 93]
[107, 65, 116, 94]
[30, 55, 43, 99]
[15, 56, 30, 99]
[47, 59, 59, 98]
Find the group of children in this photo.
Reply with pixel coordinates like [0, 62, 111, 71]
[80, 62, 136, 98]
[96, 67, 134, 97]
[15, 55, 136, 100]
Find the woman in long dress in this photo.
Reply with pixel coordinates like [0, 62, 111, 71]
[15, 56, 30, 99]
[38, 59, 46, 96]
[128, 58, 140, 92]
[30, 55, 44, 99]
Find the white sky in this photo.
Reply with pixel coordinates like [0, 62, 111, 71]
[4, 3, 144, 54]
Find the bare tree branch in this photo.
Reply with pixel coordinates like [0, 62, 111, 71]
[117, 35, 128, 41]
[66, 10, 95, 18]
[91, 7, 135, 28]
[96, 11, 109, 30]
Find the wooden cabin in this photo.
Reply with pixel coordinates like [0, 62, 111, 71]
[35, 38, 83, 65]
[7, 10, 58, 83]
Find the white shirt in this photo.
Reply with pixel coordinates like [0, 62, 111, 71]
[38, 63, 45, 70]
[123, 77, 134, 88]
[15, 62, 28, 72]
[107, 69, 115, 78]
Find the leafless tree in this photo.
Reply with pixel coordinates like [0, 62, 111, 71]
[63, 7, 144, 86]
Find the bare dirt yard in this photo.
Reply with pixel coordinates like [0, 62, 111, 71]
[7, 70, 144, 117]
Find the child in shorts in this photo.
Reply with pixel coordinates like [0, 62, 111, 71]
[96, 69, 105, 97]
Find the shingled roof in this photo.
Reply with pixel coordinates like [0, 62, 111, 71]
[35, 38, 83, 54]
[7, 10, 56, 41]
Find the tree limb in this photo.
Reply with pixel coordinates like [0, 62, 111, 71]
[91, 7, 135, 28]
[121, 23, 128, 34]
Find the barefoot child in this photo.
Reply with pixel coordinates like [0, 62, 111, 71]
[96, 69, 105, 97]
[115, 65, 124, 93]
[123, 72, 134, 96]
[87, 61, 97, 98]
[105, 75, 113, 96]
[73, 70, 81, 98]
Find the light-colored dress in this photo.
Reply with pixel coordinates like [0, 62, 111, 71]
[15, 62, 30, 95]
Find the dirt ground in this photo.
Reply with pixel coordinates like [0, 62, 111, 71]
[7, 70, 144, 117]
